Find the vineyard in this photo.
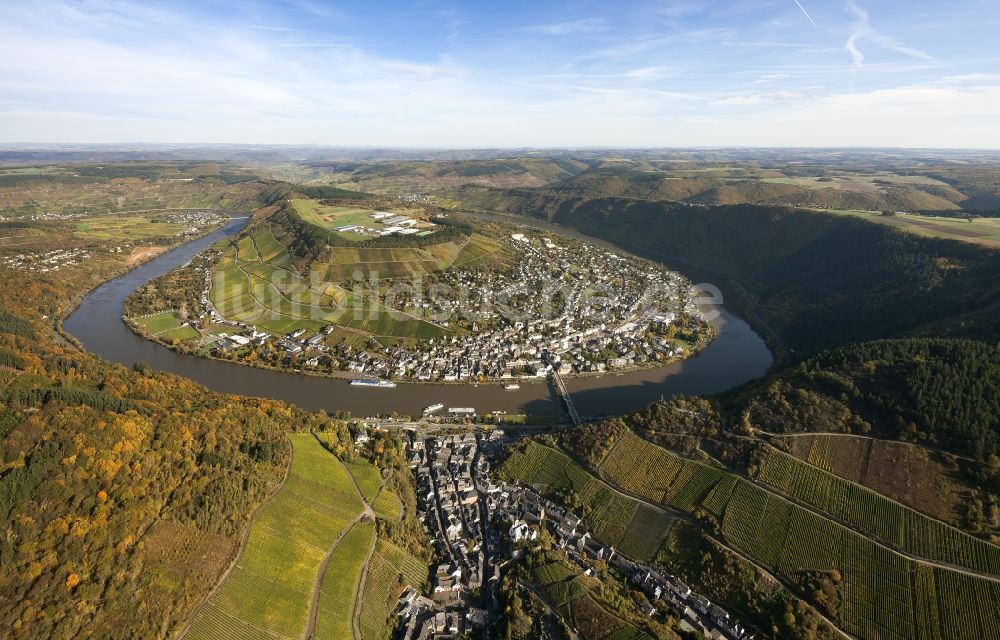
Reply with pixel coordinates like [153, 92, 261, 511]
[754, 445, 1000, 575]
[358, 539, 429, 640]
[599, 431, 730, 512]
[500, 442, 672, 559]
[529, 557, 654, 640]
[313, 521, 377, 640]
[185, 434, 366, 640]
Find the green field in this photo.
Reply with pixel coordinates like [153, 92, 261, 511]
[530, 555, 654, 640]
[313, 521, 376, 640]
[358, 539, 428, 640]
[185, 434, 365, 640]
[135, 310, 185, 334]
[754, 445, 1000, 575]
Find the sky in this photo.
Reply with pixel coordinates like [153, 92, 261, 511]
[1, 0, 999, 148]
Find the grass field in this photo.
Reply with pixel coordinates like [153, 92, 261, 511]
[184, 434, 365, 640]
[313, 521, 376, 640]
[135, 310, 185, 334]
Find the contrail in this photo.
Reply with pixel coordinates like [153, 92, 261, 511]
[792, 0, 817, 25]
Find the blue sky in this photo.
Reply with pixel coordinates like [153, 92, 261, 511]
[1, 0, 999, 147]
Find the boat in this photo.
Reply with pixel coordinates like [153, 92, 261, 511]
[423, 403, 444, 414]
[503, 384, 521, 390]
[350, 379, 397, 389]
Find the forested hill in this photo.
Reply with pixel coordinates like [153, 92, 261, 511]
[454, 187, 1000, 358]
[729, 338, 1000, 461]
[0, 268, 355, 638]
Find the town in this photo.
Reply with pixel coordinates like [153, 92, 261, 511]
[194, 229, 713, 382]
[387, 427, 751, 639]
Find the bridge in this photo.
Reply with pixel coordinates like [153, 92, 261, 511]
[545, 357, 581, 427]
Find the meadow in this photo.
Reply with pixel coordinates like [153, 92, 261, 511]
[184, 434, 365, 640]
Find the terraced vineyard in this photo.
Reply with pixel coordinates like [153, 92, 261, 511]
[754, 445, 1000, 575]
[358, 539, 429, 640]
[500, 441, 672, 561]
[185, 434, 365, 640]
[506, 431, 1000, 640]
[210, 229, 448, 338]
[599, 431, 730, 511]
[530, 556, 654, 640]
[371, 489, 403, 521]
[313, 521, 377, 640]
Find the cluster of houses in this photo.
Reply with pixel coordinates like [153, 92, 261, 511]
[189, 226, 707, 381]
[396, 430, 505, 638]
[496, 482, 752, 640]
[2, 247, 91, 272]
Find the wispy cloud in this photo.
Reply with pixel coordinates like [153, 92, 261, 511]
[845, 2, 935, 67]
[522, 18, 606, 35]
[791, 0, 817, 25]
[711, 90, 806, 107]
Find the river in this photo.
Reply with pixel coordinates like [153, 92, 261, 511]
[63, 213, 772, 419]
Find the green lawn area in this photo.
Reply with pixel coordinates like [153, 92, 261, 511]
[135, 311, 183, 334]
[160, 325, 200, 342]
[185, 434, 365, 640]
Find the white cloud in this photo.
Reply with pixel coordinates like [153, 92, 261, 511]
[710, 91, 806, 106]
[845, 2, 936, 67]
[522, 18, 606, 35]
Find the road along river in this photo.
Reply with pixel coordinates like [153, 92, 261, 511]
[64, 213, 772, 419]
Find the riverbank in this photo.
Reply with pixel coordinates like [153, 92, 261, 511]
[63, 210, 771, 420]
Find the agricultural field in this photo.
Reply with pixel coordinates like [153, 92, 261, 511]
[313, 521, 377, 640]
[535, 428, 1000, 640]
[599, 430, 727, 511]
[777, 433, 968, 527]
[500, 441, 672, 561]
[754, 445, 1000, 576]
[358, 539, 429, 640]
[71, 212, 201, 241]
[0, 163, 263, 217]
[290, 198, 433, 242]
[209, 229, 449, 339]
[529, 555, 654, 640]
[719, 478, 1000, 640]
[345, 459, 383, 502]
[184, 434, 365, 640]
[819, 208, 1000, 248]
[372, 489, 403, 521]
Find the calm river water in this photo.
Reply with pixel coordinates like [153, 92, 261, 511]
[64, 214, 772, 418]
